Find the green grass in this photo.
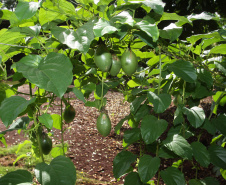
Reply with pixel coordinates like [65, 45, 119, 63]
[0, 142, 110, 184]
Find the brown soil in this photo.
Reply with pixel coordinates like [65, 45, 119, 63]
[0, 85, 225, 184]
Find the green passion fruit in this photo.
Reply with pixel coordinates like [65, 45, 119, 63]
[110, 54, 121, 76]
[40, 132, 52, 155]
[96, 112, 111, 137]
[94, 44, 112, 72]
[121, 48, 138, 76]
[63, 104, 76, 123]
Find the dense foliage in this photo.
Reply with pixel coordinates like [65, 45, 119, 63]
[0, 0, 226, 184]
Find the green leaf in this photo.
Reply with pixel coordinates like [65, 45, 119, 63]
[0, 96, 35, 127]
[93, 18, 117, 37]
[168, 60, 197, 83]
[142, 1, 165, 15]
[51, 114, 62, 130]
[51, 146, 68, 158]
[189, 179, 203, 185]
[209, 145, 226, 169]
[113, 151, 137, 179]
[0, 169, 33, 185]
[201, 177, 220, 185]
[134, 104, 150, 122]
[182, 106, 205, 128]
[0, 117, 30, 134]
[212, 114, 226, 136]
[147, 92, 171, 113]
[160, 167, 186, 185]
[15, 1, 39, 21]
[130, 95, 146, 115]
[35, 156, 76, 185]
[38, 113, 53, 130]
[163, 134, 192, 160]
[51, 19, 95, 53]
[138, 155, 160, 183]
[191, 141, 210, 167]
[11, 25, 41, 37]
[115, 115, 131, 134]
[124, 172, 143, 185]
[197, 68, 213, 88]
[161, 12, 189, 26]
[141, 115, 168, 144]
[135, 20, 159, 42]
[201, 119, 216, 135]
[123, 128, 141, 144]
[111, 10, 135, 26]
[72, 87, 86, 103]
[210, 44, 226, 54]
[133, 31, 157, 48]
[16, 53, 73, 98]
[159, 23, 182, 42]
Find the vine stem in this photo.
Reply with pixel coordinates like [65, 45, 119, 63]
[61, 99, 65, 156]
[100, 72, 105, 111]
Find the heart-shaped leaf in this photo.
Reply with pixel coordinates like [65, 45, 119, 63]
[35, 156, 76, 185]
[0, 96, 35, 127]
[182, 106, 205, 128]
[38, 113, 53, 130]
[163, 134, 192, 160]
[161, 167, 186, 185]
[191, 141, 210, 167]
[147, 92, 171, 113]
[141, 115, 168, 144]
[0, 169, 33, 185]
[138, 155, 160, 183]
[16, 53, 73, 98]
[113, 151, 137, 179]
[168, 60, 197, 83]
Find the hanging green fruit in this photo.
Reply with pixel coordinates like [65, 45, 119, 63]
[63, 104, 76, 123]
[40, 132, 52, 155]
[110, 54, 121, 76]
[96, 112, 111, 137]
[94, 40, 112, 72]
[121, 47, 138, 76]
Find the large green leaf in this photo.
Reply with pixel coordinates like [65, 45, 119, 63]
[138, 155, 160, 183]
[51, 114, 62, 130]
[0, 117, 30, 134]
[210, 44, 226, 54]
[38, 113, 53, 130]
[191, 141, 210, 167]
[113, 151, 137, 179]
[130, 95, 146, 115]
[0, 96, 35, 127]
[16, 53, 73, 98]
[182, 106, 205, 128]
[160, 167, 186, 185]
[111, 10, 135, 27]
[141, 115, 168, 144]
[160, 12, 189, 26]
[39, 0, 67, 25]
[147, 92, 171, 113]
[72, 87, 86, 103]
[123, 128, 141, 145]
[135, 20, 159, 42]
[212, 114, 226, 136]
[93, 18, 117, 37]
[163, 134, 192, 160]
[35, 156, 76, 185]
[159, 23, 182, 42]
[15, 1, 39, 21]
[168, 60, 197, 83]
[142, 0, 165, 15]
[0, 169, 32, 185]
[51, 19, 95, 53]
[209, 145, 226, 169]
[124, 172, 143, 185]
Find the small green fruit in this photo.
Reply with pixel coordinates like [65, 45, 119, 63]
[96, 112, 111, 137]
[63, 104, 76, 123]
[121, 48, 138, 76]
[40, 132, 52, 155]
[94, 44, 112, 72]
[110, 54, 121, 76]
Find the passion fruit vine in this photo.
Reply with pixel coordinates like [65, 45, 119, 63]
[96, 112, 111, 137]
[121, 47, 138, 76]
